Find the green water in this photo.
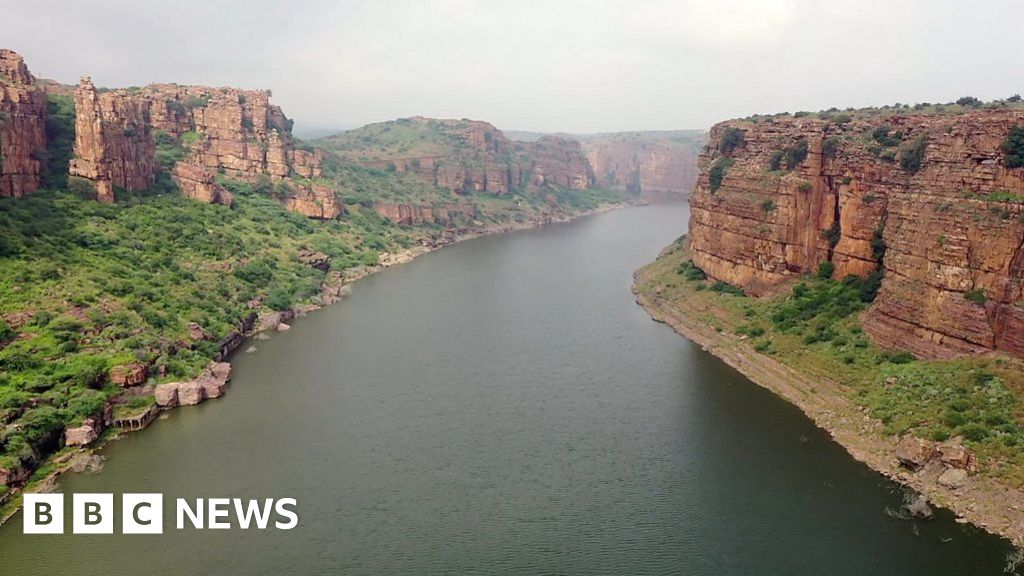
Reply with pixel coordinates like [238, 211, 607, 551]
[0, 204, 1013, 575]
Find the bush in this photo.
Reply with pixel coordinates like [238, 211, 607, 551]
[822, 137, 840, 158]
[871, 126, 903, 147]
[784, 140, 809, 168]
[265, 286, 294, 311]
[956, 96, 982, 107]
[897, 135, 927, 173]
[718, 127, 745, 155]
[1000, 126, 1024, 169]
[816, 261, 835, 280]
[964, 289, 987, 305]
[761, 200, 776, 212]
[709, 158, 733, 192]
[710, 281, 744, 296]
[677, 259, 707, 281]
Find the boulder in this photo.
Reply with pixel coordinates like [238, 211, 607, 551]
[198, 375, 227, 399]
[276, 323, 291, 332]
[210, 362, 232, 382]
[154, 383, 180, 408]
[895, 436, 935, 469]
[109, 363, 148, 387]
[938, 468, 969, 489]
[64, 418, 101, 447]
[937, 440, 974, 470]
[176, 381, 205, 406]
[188, 322, 211, 341]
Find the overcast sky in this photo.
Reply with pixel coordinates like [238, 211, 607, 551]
[7, 0, 1024, 134]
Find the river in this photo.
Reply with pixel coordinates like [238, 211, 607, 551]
[0, 204, 1013, 575]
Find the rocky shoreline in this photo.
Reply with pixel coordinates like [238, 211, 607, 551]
[632, 272, 1024, 548]
[0, 201, 630, 527]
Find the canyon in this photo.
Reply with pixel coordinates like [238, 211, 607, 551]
[687, 110, 1024, 360]
[580, 130, 705, 199]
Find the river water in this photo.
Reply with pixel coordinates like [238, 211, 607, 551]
[0, 204, 1013, 575]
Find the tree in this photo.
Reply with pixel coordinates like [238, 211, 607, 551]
[1001, 126, 1024, 169]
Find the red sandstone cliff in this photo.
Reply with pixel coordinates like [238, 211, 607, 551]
[581, 131, 704, 198]
[67, 79, 336, 217]
[0, 50, 47, 198]
[688, 111, 1024, 359]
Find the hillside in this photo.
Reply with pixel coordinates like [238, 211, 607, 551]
[316, 116, 594, 195]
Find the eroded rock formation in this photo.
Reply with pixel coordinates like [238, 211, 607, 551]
[0, 49, 47, 197]
[68, 79, 335, 215]
[373, 201, 476, 225]
[69, 77, 157, 202]
[688, 111, 1024, 359]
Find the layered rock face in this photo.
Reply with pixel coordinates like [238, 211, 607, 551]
[689, 111, 1024, 359]
[68, 79, 333, 215]
[69, 77, 157, 202]
[373, 201, 476, 225]
[582, 131, 704, 198]
[0, 49, 47, 197]
[321, 117, 594, 195]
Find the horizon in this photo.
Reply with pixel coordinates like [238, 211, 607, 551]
[7, 0, 1024, 134]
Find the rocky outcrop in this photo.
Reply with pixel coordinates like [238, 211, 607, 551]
[69, 77, 157, 202]
[171, 161, 232, 206]
[521, 136, 594, 190]
[373, 201, 476, 225]
[0, 49, 47, 198]
[63, 405, 113, 447]
[689, 110, 1024, 359]
[153, 362, 232, 409]
[109, 363, 148, 387]
[67, 79, 336, 215]
[582, 131, 704, 198]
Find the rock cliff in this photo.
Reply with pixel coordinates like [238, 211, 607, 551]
[0, 49, 47, 198]
[316, 116, 595, 195]
[581, 131, 705, 198]
[67, 79, 333, 215]
[69, 77, 157, 202]
[688, 110, 1024, 359]
[372, 201, 476, 225]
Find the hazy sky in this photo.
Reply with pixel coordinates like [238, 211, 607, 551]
[7, 0, 1024, 134]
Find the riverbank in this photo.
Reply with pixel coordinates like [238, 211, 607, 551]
[633, 240, 1024, 548]
[0, 199, 632, 527]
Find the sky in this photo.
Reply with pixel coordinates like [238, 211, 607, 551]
[6, 0, 1024, 135]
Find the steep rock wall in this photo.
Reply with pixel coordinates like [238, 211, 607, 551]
[69, 77, 157, 202]
[583, 135, 701, 197]
[0, 49, 47, 198]
[689, 111, 1024, 359]
[68, 79, 333, 215]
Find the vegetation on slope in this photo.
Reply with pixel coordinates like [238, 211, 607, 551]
[639, 239, 1024, 486]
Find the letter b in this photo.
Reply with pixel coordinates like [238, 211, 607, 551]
[73, 494, 113, 534]
[23, 494, 64, 534]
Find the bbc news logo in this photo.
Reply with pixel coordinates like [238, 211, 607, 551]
[23, 494, 298, 534]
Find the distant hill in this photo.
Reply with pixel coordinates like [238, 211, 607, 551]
[314, 116, 595, 195]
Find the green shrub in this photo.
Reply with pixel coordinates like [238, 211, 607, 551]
[761, 199, 776, 212]
[956, 96, 982, 107]
[816, 261, 835, 279]
[709, 158, 733, 192]
[710, 280, 745, 296]
[1000, 126, 1024, 169]
[964, 289, 987, 305]
[677, 259, 707, 281]
[822, 137, 841, 158]
[871, 126, 903, 147]
[784, 140, 809, 168]
[897, 135, 927, 173]
[718, 127, 745, 155]
[823, 220, 841, 248]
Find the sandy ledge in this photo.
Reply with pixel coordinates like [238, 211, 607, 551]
[632, 270, 1024, 549]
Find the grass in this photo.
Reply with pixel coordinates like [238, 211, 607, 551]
[637, 243, 1024, 486]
